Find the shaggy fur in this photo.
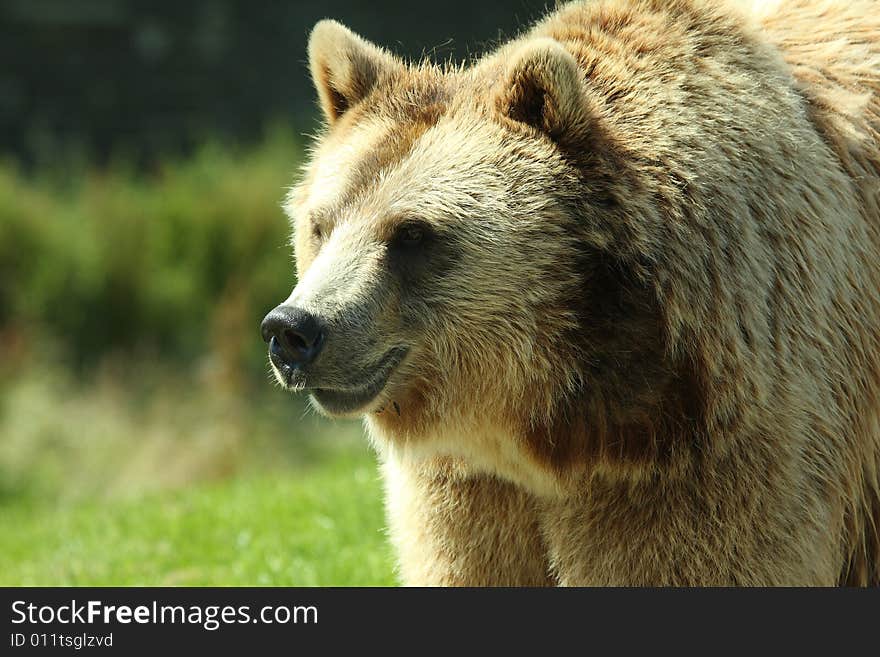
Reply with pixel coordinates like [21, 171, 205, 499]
[271, 0, 880, 585]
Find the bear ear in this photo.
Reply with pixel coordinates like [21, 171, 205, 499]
[493, 38, 588, 139]
[308, 20, 403, 123]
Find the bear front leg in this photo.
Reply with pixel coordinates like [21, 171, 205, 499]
[382, 454, 554, 586]
[538, 473, 838, 586]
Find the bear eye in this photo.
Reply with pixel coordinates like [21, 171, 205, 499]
[312, 223, 325, 241]
[396, 221, 428, 247]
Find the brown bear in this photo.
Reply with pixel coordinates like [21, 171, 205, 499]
[260, 0, 880, 585]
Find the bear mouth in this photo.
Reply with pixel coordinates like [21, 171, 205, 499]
[308, 346, 408, 416]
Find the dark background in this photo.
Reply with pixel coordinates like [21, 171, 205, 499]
[1, 0, 552, 165]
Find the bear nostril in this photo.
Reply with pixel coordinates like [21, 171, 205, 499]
[269, 335, 284, 359]
[283, 328, 310, 352]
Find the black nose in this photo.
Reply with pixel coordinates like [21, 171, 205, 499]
[260, 305, 325, 368]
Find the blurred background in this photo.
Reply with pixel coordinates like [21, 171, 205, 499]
[0, 0, 550, 585]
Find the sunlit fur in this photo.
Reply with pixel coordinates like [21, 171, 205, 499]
[277, 0, 880, 585]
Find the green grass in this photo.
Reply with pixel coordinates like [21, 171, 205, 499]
[0, 449, 397, 586]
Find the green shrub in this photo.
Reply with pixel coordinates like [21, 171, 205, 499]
[0, 125, 302, 381]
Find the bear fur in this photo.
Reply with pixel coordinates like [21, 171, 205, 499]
[271, 0, 880, 585]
